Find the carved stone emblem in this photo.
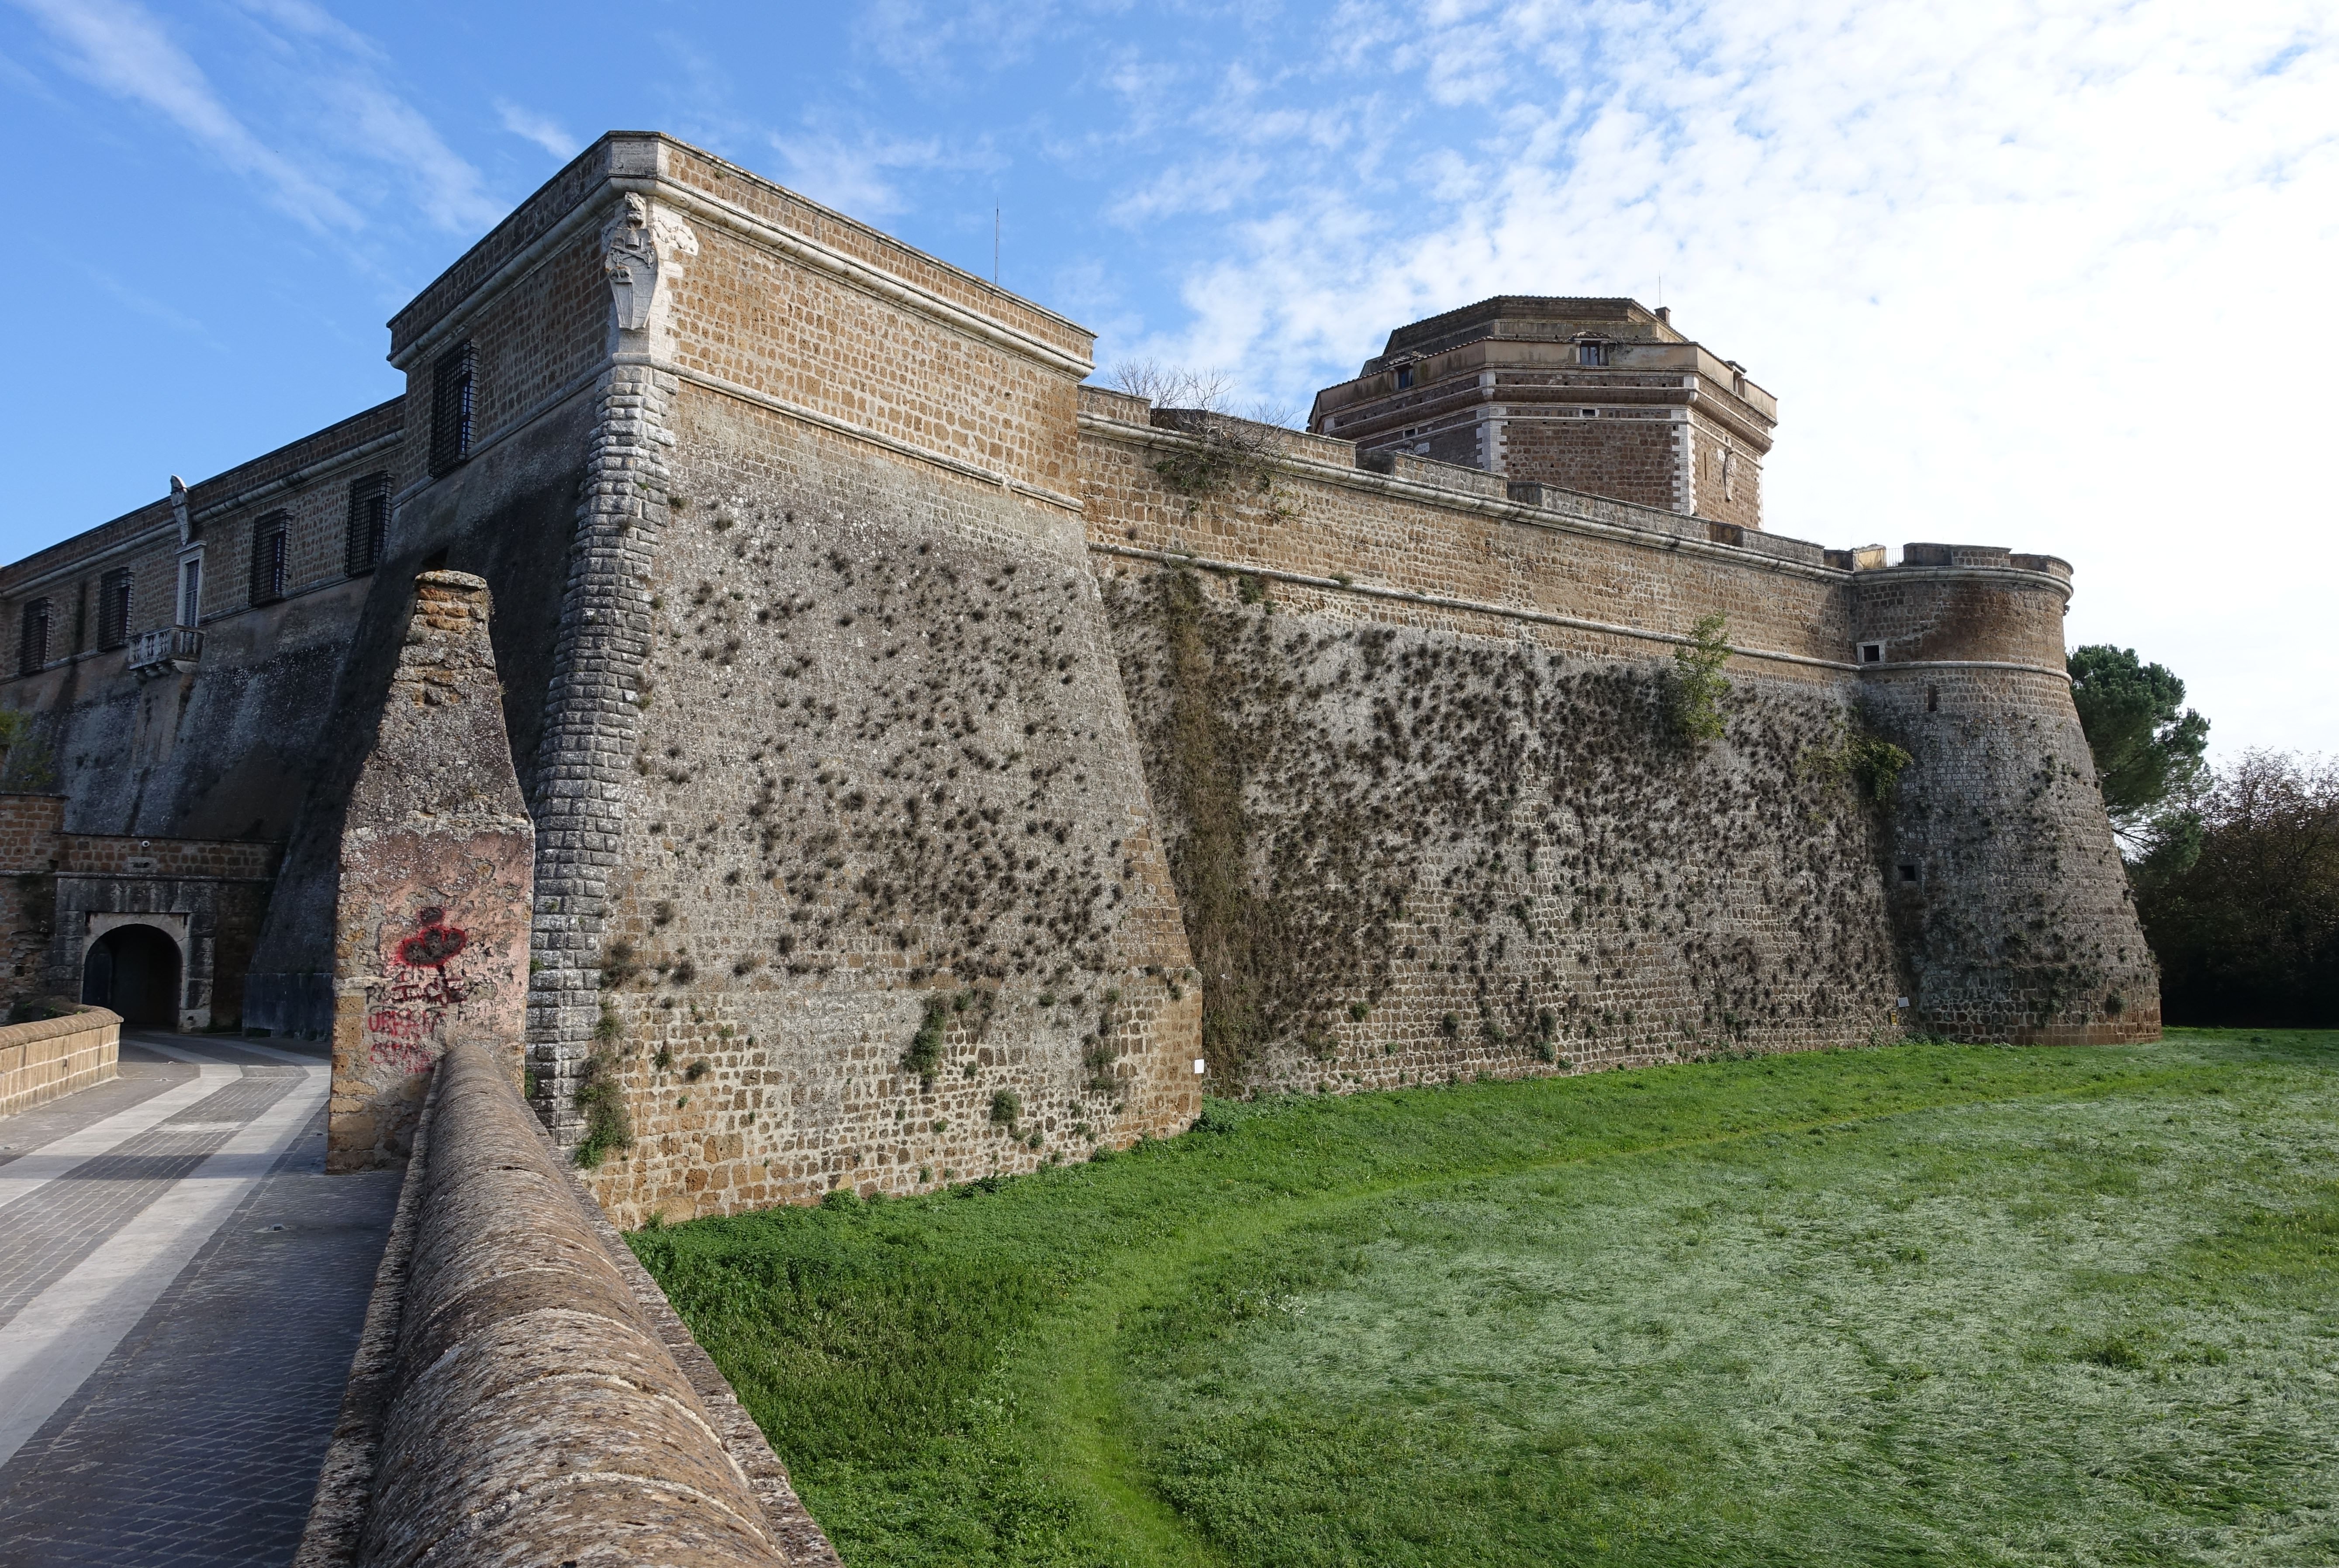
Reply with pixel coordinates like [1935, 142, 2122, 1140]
[601, 193, 700, 333]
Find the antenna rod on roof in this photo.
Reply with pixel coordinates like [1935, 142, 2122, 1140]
[994, 207, 1000, 285]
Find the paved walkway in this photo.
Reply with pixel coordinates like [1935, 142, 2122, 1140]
[0, 1032, 401, 1568]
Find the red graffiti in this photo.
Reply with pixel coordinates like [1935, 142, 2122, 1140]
[366, 1007, 423, 1041]
[366, 907, 477, 1074]
[398, 909, 469, 968]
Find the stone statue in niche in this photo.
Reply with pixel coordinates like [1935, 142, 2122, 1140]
[601, 192, 701, 333]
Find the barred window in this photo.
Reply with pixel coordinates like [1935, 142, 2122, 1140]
[430, 341, 475, 477]
[97, 571, 133, 651]
[345, 471, 391, 576]
[250, 513, 289, 605]
[17, 599, 51, 676]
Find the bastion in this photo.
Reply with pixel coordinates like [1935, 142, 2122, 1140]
[0, 131, 2156, 1223]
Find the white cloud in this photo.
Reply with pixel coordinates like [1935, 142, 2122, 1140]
[770, 129, 991, 218]
[1126, 0, 2339, 754]
[11, 0, 503, 237]
[496, 99, 580, 161]
[11, 0, 359, 228]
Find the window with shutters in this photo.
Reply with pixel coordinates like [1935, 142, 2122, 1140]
[177, 555, 204, 626]
[431, 341, 475, 476]
[97, 570, 133, 650]
[250, 513, 289, 605]
[346, 471, 390, 575]
[17, 599, 51, 676]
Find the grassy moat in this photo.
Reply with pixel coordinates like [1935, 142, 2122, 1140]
[632, 1029, 2339, 1567]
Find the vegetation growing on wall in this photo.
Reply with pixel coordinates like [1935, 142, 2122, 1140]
[1106, 566, 1901, 1091]
[1800, 723, 1915, 805]
[573, 1048, 634, 1167]
[1663, 612, 1732, 744]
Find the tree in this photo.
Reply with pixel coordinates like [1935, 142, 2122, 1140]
[2068, 645, 2209, 847]
[2136, 750, 2339, 1026]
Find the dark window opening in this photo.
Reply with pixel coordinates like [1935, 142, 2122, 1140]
[1927, 684, 1939, 712]
[17, 598, 51, 675]
[1580, 407, 1598, 418]
[1859, 642, 1884, 664]
[430, 340, 476, 477]
[1899, 864, 1920, 884]
[346, 472, 391, 576]
[97, 570, 132, 651]
[1578, 342, 1608, 366]
[250, 514, 289, 605]
[1394, 366, 1414, 390]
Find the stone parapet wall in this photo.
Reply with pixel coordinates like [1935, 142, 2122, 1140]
[1077, 406, 1855, 675]
[0, 1006, 120, 1117]
[295, 1040, 836, 1568]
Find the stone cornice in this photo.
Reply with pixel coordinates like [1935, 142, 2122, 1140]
[1858, 564, 2074, 602]
[389, 159, 1094, 384]
[1087, 542, 1858, 672]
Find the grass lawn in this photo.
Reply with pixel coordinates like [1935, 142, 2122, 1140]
[632, 1029, 2339, 1566]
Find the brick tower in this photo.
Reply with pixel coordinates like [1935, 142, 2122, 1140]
[1309, 297, 1776, 530]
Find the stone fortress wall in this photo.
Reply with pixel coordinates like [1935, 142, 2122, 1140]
[0, 131, 2157, 1226]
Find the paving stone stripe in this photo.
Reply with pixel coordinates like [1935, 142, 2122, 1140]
[0, 1067, 238, 1214]
[0, 1097, 402, 1568]
[0, 1065, 330, 1468]
[0, 1075, 305, 1327]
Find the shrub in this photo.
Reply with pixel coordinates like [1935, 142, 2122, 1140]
[903, 996, 949, 1087]
[573, 1051, 633, 1168]
[1663, 613, 1731, 744]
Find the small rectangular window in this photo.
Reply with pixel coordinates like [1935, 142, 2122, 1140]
[346, 472, 391, 576]
[1859, 642, 1884, 664]
[177, 558, 203, 627]
[1899, 863, 1920, 884]
[97, 570, 133, 651]
[1926, 685, 1939, 713]
[250, 513, 289, 605]
[17, 598, 51, 676]
[1580, 407, 1597, 418]
[431, 340, 476, 477]
[1394, 366, 1414, 390]
[1578, 342, 1607, 366]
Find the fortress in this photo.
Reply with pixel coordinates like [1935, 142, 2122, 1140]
[0, 132, 2157, 1225]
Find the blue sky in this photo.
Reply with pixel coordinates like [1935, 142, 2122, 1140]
[3, 0, 2334, 755]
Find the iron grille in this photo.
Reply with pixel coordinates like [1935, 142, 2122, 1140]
[346, 472, 391, 575]
[250, 515, 289, 605]
[96, 571, 132, 651]
[430, 341, 475, 477]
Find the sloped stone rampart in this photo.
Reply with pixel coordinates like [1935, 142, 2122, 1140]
[1101, 561, 1904, 1089]
[296, 1040, 836, 1568]
[571, 392, 1200, 1226]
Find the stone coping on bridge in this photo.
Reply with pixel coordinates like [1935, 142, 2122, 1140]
[295, 1040, 839, 1568]
[0, 1005, 121, 1118]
